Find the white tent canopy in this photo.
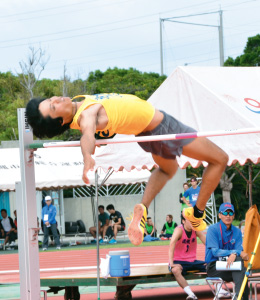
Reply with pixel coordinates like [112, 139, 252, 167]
[0, 142, 155, 191]
[2, 66, 260, 190]
[148, 66, 260, 168]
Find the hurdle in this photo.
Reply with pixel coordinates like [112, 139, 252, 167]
[17, 106, 260, 300]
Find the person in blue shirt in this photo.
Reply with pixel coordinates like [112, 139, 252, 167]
[206, 203, 249, 299]
[182, 177, 200, 207]
[41, 195, 61, 251]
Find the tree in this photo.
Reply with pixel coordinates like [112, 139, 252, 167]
[18, 46, 50, 98]
[224, 34, 260, 66]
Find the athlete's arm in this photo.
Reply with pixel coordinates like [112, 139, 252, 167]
[168, 227, 182, 268]
[196, 230, 206, 245]
[78, 105, 100, 184]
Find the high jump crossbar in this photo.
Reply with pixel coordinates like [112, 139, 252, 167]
[29, 127, 260, 149]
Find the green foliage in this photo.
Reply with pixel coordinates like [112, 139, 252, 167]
[85, 67, 166, 99]
[0, 67, 166, 142]
[224, 34, 260, 66]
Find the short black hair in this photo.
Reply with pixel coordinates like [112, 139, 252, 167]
[1, 209, 7, 213]
[26, 97, 71, 138]
[190, 176, 197, 182]
[106, 204, 114, 210]
[147, 217, 151, 220]
[180, 214, 185, 222]
[98, 205, 104, 210]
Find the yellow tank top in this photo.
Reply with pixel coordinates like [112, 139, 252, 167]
[70, 94, 155, 137]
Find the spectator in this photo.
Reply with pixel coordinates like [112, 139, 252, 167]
[182, 176, 200, 207]
[179, 182, 190, 211]
[105, 204, 125, 244]
[13, 210, 18, 229]
[206, 203, 249, 299]
[89, 205, 109, 243]
[41, 196, 61, 251]
[160, 214, 177, 240]
[169, 214, 206, 300]
[144, 217, 157, 237]
[13, 210, 18, 241]
[0, 209, 17, 247]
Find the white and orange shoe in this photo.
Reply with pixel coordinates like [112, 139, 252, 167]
[128, 204, 148, 246]
[183, 207, 207, 231]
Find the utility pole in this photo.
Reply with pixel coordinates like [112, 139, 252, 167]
[159, 11, 225, 73]
[218, 10, 224, 66]
[159, 18, 164, 76]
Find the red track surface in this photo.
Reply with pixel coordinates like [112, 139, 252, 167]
[1, 245, 253, 300]
[0, 244, 205, 284]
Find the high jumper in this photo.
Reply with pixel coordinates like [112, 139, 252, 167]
[26, 93, 228, 246]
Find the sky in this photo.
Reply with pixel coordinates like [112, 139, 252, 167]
[0, 0, 260, 80]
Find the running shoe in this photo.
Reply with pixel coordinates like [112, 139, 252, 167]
[42, 248, 47, 251]
[56, 246, 61, 250]
[108, 238, 117, 244]
[99, 239, 104, 244]
[183, 207, 207, 231]
[128, 203, 148, 246]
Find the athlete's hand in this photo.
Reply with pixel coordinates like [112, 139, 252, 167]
[82, 156, 95, 184]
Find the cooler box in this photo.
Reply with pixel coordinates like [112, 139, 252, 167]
[109, 250, 130, 277]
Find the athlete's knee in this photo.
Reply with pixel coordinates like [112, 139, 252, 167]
[216, 149, 229, 168]
[172, 266, 182, 276]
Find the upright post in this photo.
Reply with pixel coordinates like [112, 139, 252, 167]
[160, 18, 164, 75]
[218, 10, 224, 66]
[17, 108, 41, 300]
[95, 170, 101, 300]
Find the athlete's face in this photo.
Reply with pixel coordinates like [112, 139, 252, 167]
[183, 184, 189, 191]
[219, 209, 235, 227]
[191, 179, 197, 188]
[166, 215, 172, 223]
[39, 96, 72, 125]
[147, 219, 153, 226]
[183, 219, 192, 231]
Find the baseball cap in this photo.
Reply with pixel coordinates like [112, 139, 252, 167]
[45, 195, 52, 201]
[219, 203, 235, 213]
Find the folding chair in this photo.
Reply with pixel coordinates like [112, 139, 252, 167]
[206, 277, 236, 300]
[41, 290, 47, 300]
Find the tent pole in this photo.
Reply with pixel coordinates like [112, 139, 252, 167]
[95, 170, 100, 300]
[249, 163, 253, 207]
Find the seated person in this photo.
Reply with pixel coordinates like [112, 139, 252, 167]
[169, 214, 206, 300]
[160, 214, 177, 240]
[206, 203, 249, 299]
[0, 209, 17, 247]
[144, 217, 157, 237]
[104, 204, 125, 244]
[13, 210, 18, 229]
[182, 176, 200, 208]
[89, 205, 109, 243]
[179, 182, 190, 211]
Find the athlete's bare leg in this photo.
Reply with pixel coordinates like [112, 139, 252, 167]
[141, 154, 179, 208]
[182, 137, 228, 211]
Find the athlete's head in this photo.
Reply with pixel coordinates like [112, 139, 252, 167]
[166, 214, 173, 222]
[147, 217, 153, 226]
[181, 214, 192, 231]
[26, 96, 72, 138]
